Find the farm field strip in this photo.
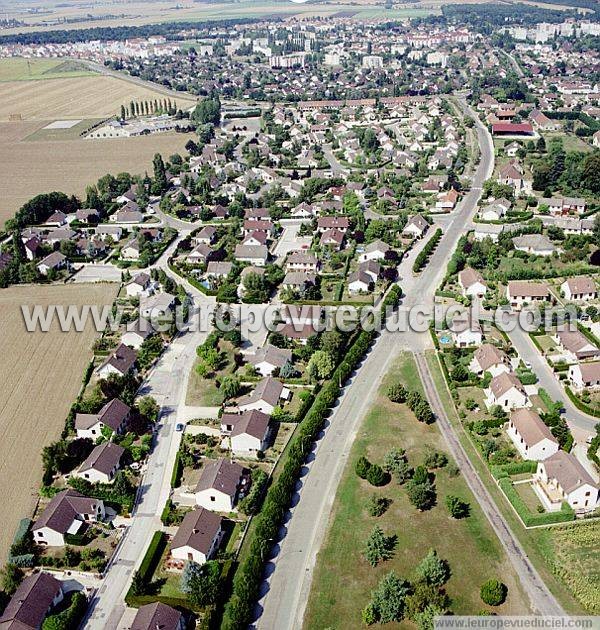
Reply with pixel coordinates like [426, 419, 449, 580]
[0, 283, 118, 565]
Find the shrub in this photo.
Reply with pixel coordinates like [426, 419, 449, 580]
[423, 449, 448, 469]
[480, 579, 507, 606]
[387, 383, 407, 403]
[406, 479, 436, 511]
[355, 456, 372, 479]
[367, 463, 389, 487]
[368, 571, 411, 623]
[445, 495, 470, 519]
[366, 494, 391, 517]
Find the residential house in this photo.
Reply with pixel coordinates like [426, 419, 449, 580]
[458, 267, 488, 299]
[75, 398, 130, 439]
[402, 214, 429, 239]
[486, 372, 529, 410]
[74, 442, 125, 484]
[248, 344, 293, 377]
[221, 409, 271, 456]
[506, 281, 550, 309]
[568, 361, 600, 390]
[507, 408, 559, 461]
[358, 240, 390, 263]
[121, 239, 141, 261]
[535, 450, 599, 513]
[188, 243, 215, 264]
[360, 260, 381, 283]
[0, 572, 64, 629]
[348, 270, 373, 294]
[125, 272, 155, 298]
[206, 261, 233, 280]
[237, 377, 291, 415]
[121, 318, 153, 349]
[194, 459, 249, 512]
[32, 489, 105, 547]
[97, 343, 137, 378]
[449, 314, 482, 347]
[130, 602, 185, 630]
[512, 234, 556, 256]
[37, 252, 68, 276]
[281, 271, 317, 293]
[435, 188, 459, 211]
[140, 292, 176, 319]
[553, 330, 600, 362]
[561, 277, 597, 301]
[170, 508, 224, 567]
[316, 216, 350, 233]
[320, 229, 345, 250]
[286, 252, 319, 273]
[469, 343, 512, 377]
[235, 244, 269, 266]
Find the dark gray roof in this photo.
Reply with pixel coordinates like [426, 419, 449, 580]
[78, 442, 124, 476]
[227, 410, 270, 440]
[237, 377, 284, 408]
[0, 572, 62, 629]
[131, 602, 183, 630]
[171, 508, 222, 555]
[195, 458, 246, 497]
[33, 489, 99, 534]
[100, 343, 137, 375]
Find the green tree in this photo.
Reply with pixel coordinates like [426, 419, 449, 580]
[356, 456, 372, 479]
[307, 350, 335, 381]
[151, 153, 168, 195]
[366, 494, 390, 517]
[363, 526, 396, 567]
[387, 383, 407, 403]
[180, 560, 221, 606]
[220, 375, 241, 400]
[416, 549, 450, 586]
[367, 463, 388, 487]
[370, 571, 411, 623]
[1, 564, 23, 595]
[130, 570, 146, 596]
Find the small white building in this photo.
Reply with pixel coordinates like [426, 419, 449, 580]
[507, 408, 559, 461]
[33, 490, 105, 547]
[561, 276, 597, 302]
[486, 373, 529, 410]
[568, 361, 600, 391]
[534, 450, 599, 513]
[237, 377, 291, 415]
[170, 508, 224, 567]
[194, 459, 249, 512]
[458, 267, 488, 299]
[221, 410, 271, 457]
[73, 442, 125, 484]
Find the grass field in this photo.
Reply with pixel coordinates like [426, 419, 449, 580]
[0, 75, 196, 121]
[0, 283, 118, 564]
[304, 353, 530, 629]
[0, 58, 95, 82]
[0, 121, 195, 227]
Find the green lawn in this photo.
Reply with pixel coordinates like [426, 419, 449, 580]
[186, 341, 237, 407]
[0, 58, 96, 82]
[425, 351, 593, 615]
[304, 353, 530, 629]
[513, 481, 544, 513]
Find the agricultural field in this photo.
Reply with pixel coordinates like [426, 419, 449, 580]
[0, 282, 118, 564]
[0, 58, 95, 82]
[304, 353, 530, 629]
[0, 75, 196, 121]
[0, 121, 196, 227]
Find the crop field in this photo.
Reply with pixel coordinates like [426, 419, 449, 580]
[0, 58, 95, 82]
[0, 75, 196, 121]
[0, 283, 118, 564]
[0, 121, 196, 227]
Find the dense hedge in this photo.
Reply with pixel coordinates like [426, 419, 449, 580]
[490, 461, 537, 479]
[413, 228, 442, 273]
[498, 478, 575, 527]
[564, 386, 600, 419]
[170, 451, 184, 488]
[42, 591, 87, 630]
[221, 329, 377, 629]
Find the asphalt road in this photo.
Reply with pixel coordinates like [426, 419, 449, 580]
[506, 325, 598, 433]
[83, 323, 208, 629]
[254, 97, 505, 630]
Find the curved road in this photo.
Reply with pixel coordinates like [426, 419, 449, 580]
[254, 97, 560, 629]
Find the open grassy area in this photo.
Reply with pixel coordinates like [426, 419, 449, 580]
[0, 58, 96, 82]
[425, 351, 594, 614]
[304, 353, 529, 629]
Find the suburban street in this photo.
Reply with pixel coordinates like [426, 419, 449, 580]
[253, 97, 559, 629]
[83, 318, 208, 629]
[507, 325, 598, 433]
